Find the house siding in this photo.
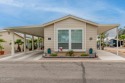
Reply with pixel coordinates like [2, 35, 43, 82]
[44, 24, 54, 52]
[86, 23, 97, 52]
[44, 17, 97, 53]
[54, 18, 86, 51]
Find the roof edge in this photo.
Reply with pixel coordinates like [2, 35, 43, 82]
[42, 15, 99, 27]
[98, 24, 120, 27]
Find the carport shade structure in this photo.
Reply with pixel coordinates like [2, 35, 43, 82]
[5, 25, 44, 55]
[98, 24, 120, 55]
[4, 15, 120, 56]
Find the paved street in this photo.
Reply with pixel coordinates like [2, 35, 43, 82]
[0, 61, 125, 83]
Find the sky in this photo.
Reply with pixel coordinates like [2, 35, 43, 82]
[0, 0, 125, 38]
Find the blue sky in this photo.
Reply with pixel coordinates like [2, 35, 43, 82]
[0, 0, 125, 37]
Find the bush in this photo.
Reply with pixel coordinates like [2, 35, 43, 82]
[50, 53, 57, 56]
[66, 50, 74, 56]
[81, 53, 88, 56]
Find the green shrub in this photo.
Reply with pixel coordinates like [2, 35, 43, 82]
[81, 53, 88, 56]
[66, 50, 74, 56]
[50, 53, 57, 56]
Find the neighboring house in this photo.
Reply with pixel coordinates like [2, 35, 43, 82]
[0, 30, 24, 54]
[5, 15, 119, 55]
[109, 39, 123, 47]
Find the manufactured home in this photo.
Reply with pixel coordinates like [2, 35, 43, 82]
[6, 15, 119, 55]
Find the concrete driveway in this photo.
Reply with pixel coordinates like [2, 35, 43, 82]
[0, 50, 43, 61]
[97, 50, 125, 61]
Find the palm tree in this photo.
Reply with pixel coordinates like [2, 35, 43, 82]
[15, 39, 24, 52]
[39, 37, 44, 49]
[28, 39, 38, 50]
[0, 39, 5, 55]
[120, 35, 125, 46]
[118, 35, 122, 47]
[98, 32, 109, 50]
[34, 39, 38, 49]
[38, 37, 43, 43]
[0, 39, 5, 51]
[37, 37, 43, 49]
[28, 39, 32, 50]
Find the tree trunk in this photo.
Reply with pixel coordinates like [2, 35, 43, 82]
[122, 40, 125, 47]
[120, 40, 121, 47]
[101, 38, 105, 50]
[17, 44, 21, 52]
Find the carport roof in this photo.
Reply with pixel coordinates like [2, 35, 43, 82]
[5, 25, 44, 37]
[97, 24, 120, 34]
[5, 15, 120, 36]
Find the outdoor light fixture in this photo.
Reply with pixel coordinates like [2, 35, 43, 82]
[89, 37, 93, 40]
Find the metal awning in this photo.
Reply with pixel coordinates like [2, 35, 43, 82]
[5, 25, 44, 37]
[97, 24, 120, 34]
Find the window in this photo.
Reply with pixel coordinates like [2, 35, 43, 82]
[58, 29, 83, 50]
[71, 30, 82, 49]
[58, 30, 69, 49]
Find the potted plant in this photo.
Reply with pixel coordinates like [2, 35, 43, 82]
[0, 39, 5, 55]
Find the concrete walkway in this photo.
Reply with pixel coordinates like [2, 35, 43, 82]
[97, 50, 125, 61]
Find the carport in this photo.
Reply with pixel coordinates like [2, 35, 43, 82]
[5, 25, 44, 55]
[5, 24, 119, 56]
[98, 24, 120, 55]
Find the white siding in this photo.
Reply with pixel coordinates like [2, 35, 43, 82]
[44, 24, 54, 52]
[86, 24, 97, 52]
[54, 18, 86, 51]
[44, 17, 98, 53]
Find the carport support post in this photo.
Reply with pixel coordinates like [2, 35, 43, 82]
[116, 27, 119, 55]
[11, 31, 15, 55]
[32, 35, 34, 51]
[24, 34, 26, 53]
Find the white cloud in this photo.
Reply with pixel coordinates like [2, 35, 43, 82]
[0, 0, 24, 7]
